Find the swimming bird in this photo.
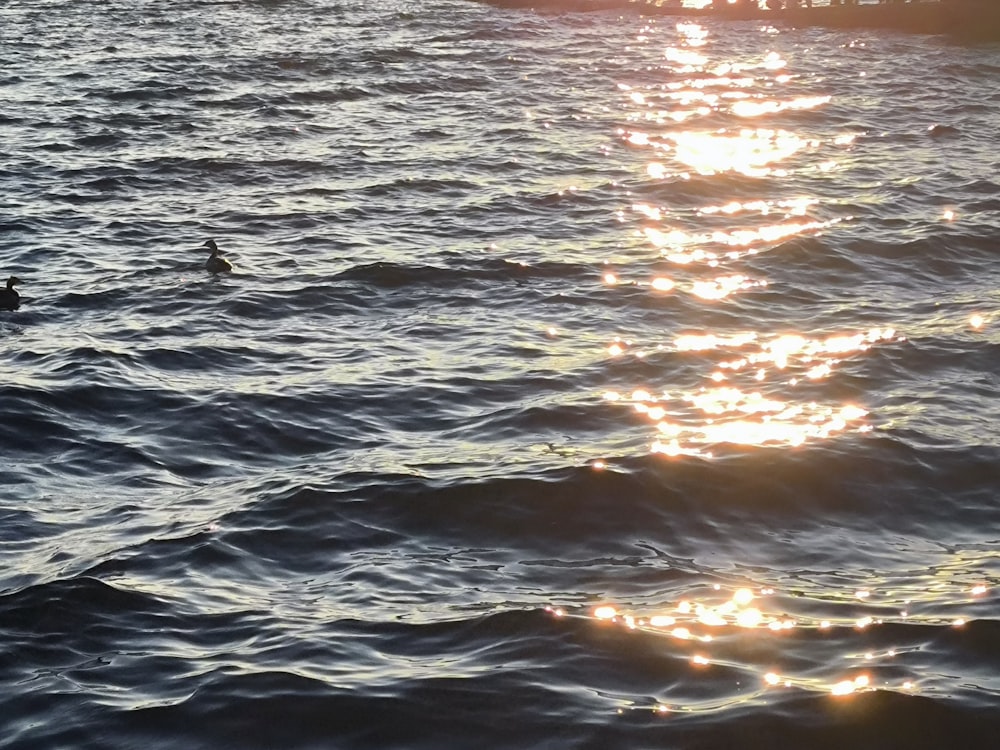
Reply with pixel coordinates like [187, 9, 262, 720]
[0, 276, 21, 311]
[199, 239, 233, 273]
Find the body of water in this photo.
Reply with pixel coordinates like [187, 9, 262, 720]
[2, 1, 999, 747]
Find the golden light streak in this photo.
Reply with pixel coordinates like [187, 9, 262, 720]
[731, 95, 830, 119]
[667, 128, 811, 178]
[676, 21, 708, 42]
[615, 324, 890, 450]
[633, 203, 662, 221]
[691, 274, 765, 300]
[595, 606, 617, 620]
[647, 162, 667, 179]
[651, 277, 676, 292]
[643, 226, 698, 251]
[831, 681, 853, 696]
[763, 51, 785, 70]
[831, 674, 870, 696]
[628, 131, 650, 146]
[651, 438, 686, 457]
[664, 47, 708, 69]
[697, 607, 727, 627]
[698, 197, 818, 217]
[806, 363, 832, 379]
[675, 332, 758, 351]
[839, 405, 868, 421]
[736, 608, 764, 628]
[571, 583, 969, 701]
[610, 34, 904, 468]
[639, 216, 835, 267]
[709, 218, 834, 248]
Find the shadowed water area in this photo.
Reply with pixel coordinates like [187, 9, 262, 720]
[2, 0, 999, 747]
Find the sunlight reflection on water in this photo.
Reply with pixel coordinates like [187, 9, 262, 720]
[548, 574, 991, 714]
[604, 326, 900, 454]
[602, 17, 896, 456]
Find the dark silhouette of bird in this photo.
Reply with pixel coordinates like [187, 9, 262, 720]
[0, 276, 22, 311]
[199, 239, 233, 273]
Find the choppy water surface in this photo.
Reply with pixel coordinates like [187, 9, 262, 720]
[2, 1, 999, 747]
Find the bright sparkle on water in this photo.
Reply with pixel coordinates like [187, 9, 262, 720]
[601, 17, 910, 456]
[603, 326, 896, 453]
[568, 571, 987, 714]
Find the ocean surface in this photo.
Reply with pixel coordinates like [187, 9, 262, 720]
[2, 0, 1000, 747]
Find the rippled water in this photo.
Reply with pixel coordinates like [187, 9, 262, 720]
[2, 1, 1000, 747]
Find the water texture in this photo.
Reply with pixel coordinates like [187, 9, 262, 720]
[1, 1, 999, 747]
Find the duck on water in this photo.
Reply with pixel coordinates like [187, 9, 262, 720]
[199, 239, 233, 273]
[0, 276, 22, 311]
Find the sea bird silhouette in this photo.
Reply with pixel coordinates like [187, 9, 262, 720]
[199, 239, 233, 273]
[0, 276, 22, 311]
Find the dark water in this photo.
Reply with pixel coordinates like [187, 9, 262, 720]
[2, 1, 1000, 747]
